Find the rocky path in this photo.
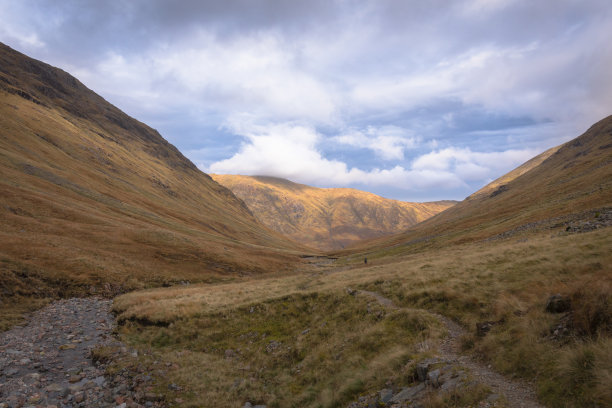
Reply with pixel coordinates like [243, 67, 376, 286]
[358, 290, 544, 408]
[0, 298, 161, 408]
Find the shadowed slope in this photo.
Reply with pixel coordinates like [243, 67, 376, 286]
[211, 174, 456, 250]
[0, 43, 306, 324]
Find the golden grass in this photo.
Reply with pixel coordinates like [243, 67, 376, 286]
[0, 44, 311, 328]
[115, 227, 612, 407]
[211, 174, 455, 251]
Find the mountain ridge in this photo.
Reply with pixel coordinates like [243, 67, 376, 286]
[211, 174, 456, 250]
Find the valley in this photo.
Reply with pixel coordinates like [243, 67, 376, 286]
[0, 42, 610, 408]
[211, 174, 456, 251]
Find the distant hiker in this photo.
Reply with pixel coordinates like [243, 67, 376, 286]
[364, 257, 367, 264]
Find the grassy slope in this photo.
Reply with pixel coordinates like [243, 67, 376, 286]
[116, 118, 611, 407]
[337, 116, 612, 258]
[0, 43, 308, 329]
[211, 174, 456, 250]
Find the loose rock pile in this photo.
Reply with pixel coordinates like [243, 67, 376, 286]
[0, 298, 164, 408]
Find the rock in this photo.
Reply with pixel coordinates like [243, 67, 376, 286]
[46, 383, 64, 392]
[346, 288, 356, 296]
[225, 349, 237, 359]
[416, 359, 438, 382]
[74, 391, 85, 403]
[545, 294, 571, 313]
[243, 403, 253, 408]
[27, 393, 41, 404]
[440, 376, 461, 391]
[379, 388, 393, 403]
[390, 383, 425, 403]
[144, 392, 160, 401]
[168, 383, 182, 391]
[69, 374, 82, 383]
[265, 341, 281, 353]
[427, 369, 441, 387]
[476, 321, 496, 337]
[5, 368, 19, 376]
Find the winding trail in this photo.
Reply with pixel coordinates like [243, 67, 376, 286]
[359, 290, 544, 408]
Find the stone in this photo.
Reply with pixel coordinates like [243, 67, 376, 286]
[266, 341, 281, 353]
[416, 362, 430, 382]
[427, 369, 441, 387]
[74, 392, 85, 403]
[46, 383, 64, 392]
[545, 294, 571, 313]
[27, 393, 41, 403]
[5, 368, 19, 376]
[144, 392, 159, 401]
[440, 376, 461, 391]
[390, 383, 425, 403]
[243, 403, 253, 408]
[379, 388, 393, 403]
[346, 288, 356, 296]
[168, 383, 182, 391]
[69, 374, 82, 383]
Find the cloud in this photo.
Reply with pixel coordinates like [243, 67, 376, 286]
[332, 126, 419, 160]
[2, 0, 611, 200]
[70, 32, 339, 125]
[207, 120, 537, 193]
[412, 147, 538, 182]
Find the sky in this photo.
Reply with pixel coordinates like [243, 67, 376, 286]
[1, 0, 611, 201]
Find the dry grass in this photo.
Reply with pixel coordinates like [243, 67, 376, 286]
[0, 44, 310, 328]
[116, 292, 444, 407]
[212, 174, 455, 251]
[115, 227, 612, 407]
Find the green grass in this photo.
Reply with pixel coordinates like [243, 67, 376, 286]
[114, 228, 612, 407]
[116, 292, 444, 407]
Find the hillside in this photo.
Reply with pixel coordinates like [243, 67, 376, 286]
[211, 174, 456, 250]
[0, 43, 306, 327]
[114, 117, 611, 408]
[339, 116, 612, 258]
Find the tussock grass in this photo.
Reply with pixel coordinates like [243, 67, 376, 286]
[115, 227, 611, 407]
[117, 292, 443, 407]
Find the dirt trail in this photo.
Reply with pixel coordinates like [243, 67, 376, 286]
[359, 290, 544, 408]
[0, 298, 162, 408]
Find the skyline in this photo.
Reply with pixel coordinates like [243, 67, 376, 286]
[1, 0, 611, 201]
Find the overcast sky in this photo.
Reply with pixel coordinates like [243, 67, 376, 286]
[1, 0, 611, 201]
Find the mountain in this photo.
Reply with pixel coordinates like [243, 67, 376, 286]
[0, 42, 306, 324]
[112, 119, 612, 408]
[211, 174, 456, 250]
[340, 115, 612, 256]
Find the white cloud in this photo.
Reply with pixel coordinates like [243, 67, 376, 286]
[332, 126, 419, 160]
[412, 147, 538, 182]
[207, 120, 537, 193]
[71, 32, 339, 125]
